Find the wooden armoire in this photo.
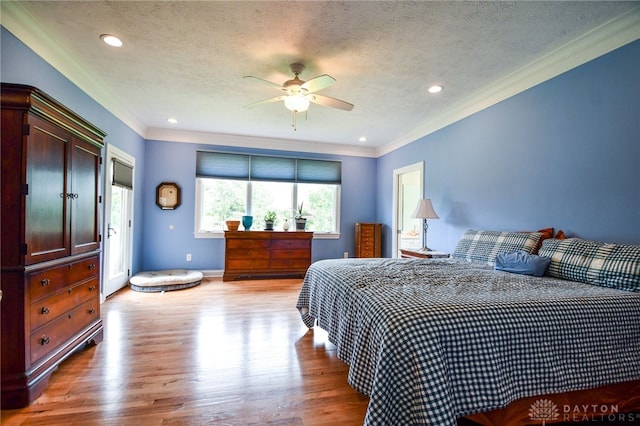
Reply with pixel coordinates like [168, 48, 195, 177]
[1, 83, 105, 408]
[355, 223, 382, 258]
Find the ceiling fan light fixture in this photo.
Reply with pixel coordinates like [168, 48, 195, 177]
[284, 94, 310, 112]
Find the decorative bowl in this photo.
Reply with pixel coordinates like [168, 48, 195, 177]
[225, 220, 240, 231]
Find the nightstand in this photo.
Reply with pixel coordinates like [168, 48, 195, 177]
[400, 248, 450, 259]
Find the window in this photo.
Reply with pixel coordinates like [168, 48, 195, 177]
[195, 152, 341, 238]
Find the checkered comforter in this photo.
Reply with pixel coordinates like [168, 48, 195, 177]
[295, 258, 640, 426]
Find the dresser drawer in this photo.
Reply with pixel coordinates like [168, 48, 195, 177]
[30, 298, 100, 363]
[360, 229, 375, 238]
[30, 278, 99, 330]
[360, 237, 376, 247]
[271, 239, 310, 250]
[271, 248, 310, 259]
[28, 256, 99, 302]
[226, 248, 269, 260]
[226, 239, 270, 250]
[270, 257, 310, 269]
[226, 258, 270, 270]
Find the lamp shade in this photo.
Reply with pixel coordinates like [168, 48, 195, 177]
[411, 198, 439, 219]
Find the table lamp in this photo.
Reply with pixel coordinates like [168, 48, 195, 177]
[411, 198, 439, 251]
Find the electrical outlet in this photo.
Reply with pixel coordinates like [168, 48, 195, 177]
[343, 251, 349, 258]
[186, 253, 192, 262]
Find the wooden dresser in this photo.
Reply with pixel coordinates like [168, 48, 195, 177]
[224, 231, 313, 281]
[355, 223, 382, 258]
[1, 84, 105, 408]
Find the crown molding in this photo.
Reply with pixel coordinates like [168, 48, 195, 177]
[376, 6, 640, 157]
[1, 2, 147, 136]
[144, 128, 379, 158]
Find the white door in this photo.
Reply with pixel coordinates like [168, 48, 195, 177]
[392, 162, 423, 258]
[103, 145, 134, 298]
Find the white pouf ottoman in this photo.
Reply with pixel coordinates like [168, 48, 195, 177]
[129, 269, 203, 292]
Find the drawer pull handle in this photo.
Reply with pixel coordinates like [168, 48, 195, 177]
[40, 278, 50, 287]
[40, 337, 50, 346]
[68, 288, 73, 294]
[40, 307, 50, 315]
[88, 285, 96, 292]
[88, 264, 95, 270]
[88, 308, 96, 314]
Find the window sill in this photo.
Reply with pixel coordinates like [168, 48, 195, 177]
[194, 231, 340, 240]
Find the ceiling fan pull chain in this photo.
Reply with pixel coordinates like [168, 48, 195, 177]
[292, 110, 297, 131]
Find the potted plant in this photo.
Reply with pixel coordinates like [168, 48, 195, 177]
[294, 202, 310, 231]
[264, 211, 277, 230]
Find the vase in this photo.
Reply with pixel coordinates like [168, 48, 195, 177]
[283, 220, 290, 231]
[242, 215, 253, 230]
[295, 218, 307, 231]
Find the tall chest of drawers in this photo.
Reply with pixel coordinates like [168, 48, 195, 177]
[224, 231, 313, 281]
[355, 223, 382, 258]
[1, 84, 105, 407]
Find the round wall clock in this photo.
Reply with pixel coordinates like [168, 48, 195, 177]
[156, 182, 181, 210]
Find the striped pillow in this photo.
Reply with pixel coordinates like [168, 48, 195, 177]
[539, 238, 640, 292]
[452, 230, 543, 266]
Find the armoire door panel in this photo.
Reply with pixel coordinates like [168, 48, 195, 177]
[70, 139, 101, 254]
[24, 116, 71, 265]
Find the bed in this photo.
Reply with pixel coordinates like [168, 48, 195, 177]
[296, 230, 640, 425]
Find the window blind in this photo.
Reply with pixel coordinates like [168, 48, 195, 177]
[297, 158, 341, 184]
[196, 152, 249, 180]
[196, 151, 341, 184]
[112, 159, 133, 189]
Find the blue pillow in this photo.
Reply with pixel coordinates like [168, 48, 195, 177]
[494, 251, 551, 277]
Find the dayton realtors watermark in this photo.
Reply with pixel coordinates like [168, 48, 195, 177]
[529, 399, 640, 424]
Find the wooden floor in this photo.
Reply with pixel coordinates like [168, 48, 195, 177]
[1, 278, 371, 425]
[4, 277, 618, 425]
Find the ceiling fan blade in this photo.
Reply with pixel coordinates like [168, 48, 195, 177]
[244, 96, 285, 109]
[309, 94, 354, 111]
[301, 74, 336, 93]
[243, 75, 284, 90]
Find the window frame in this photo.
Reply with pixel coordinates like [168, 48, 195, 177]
[193, 178, 341, 240]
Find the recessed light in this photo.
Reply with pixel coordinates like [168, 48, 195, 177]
[167, 118, 178, 124]
[359, 136, 367, 143]
[428, 85, 443, 94]
[100, 34, 123, 47]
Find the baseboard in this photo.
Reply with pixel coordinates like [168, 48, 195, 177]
[201, 269, 223, 278]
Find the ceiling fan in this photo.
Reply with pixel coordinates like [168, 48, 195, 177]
[244, 63, 354, 130]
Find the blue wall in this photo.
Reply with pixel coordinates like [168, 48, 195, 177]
[141, 140, 377, 270]
[378, 39, 640, 255]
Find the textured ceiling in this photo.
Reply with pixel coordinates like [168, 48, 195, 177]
[2, 1, 639, 156]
